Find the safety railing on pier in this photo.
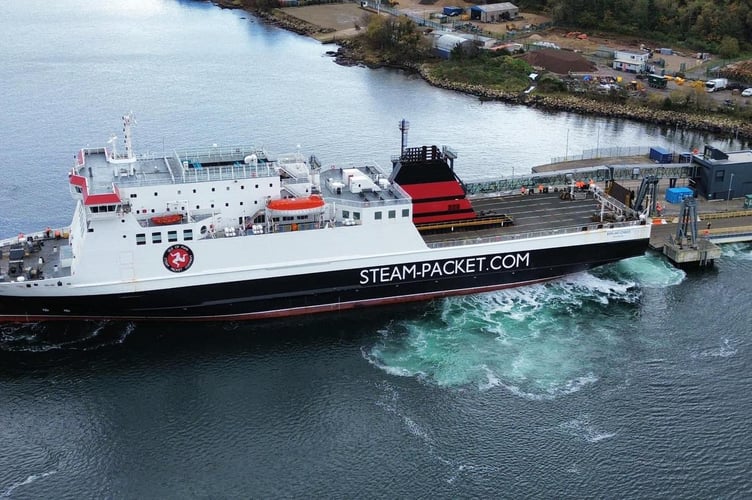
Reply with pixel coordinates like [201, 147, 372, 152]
[465, 163, 695, 195]
[550, 146, 651, 164]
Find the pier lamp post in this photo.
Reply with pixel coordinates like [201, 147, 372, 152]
[596, 126, 600, 158]
[727, 173, 734, 210]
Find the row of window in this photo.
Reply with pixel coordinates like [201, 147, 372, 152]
[136, 229, 193, 245]
[127, 183, 275, 199]
[133, 209, 411, 246]
[90, 198, 261, 215]
[134, 199, 256, 214]
[342, 208, 410, 221]
[90, 204, 121, 213]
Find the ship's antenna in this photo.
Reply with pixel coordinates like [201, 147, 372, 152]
[107, 134, 118, 160]
[122, 112, 135, 160]
[399, 119, 409, 155]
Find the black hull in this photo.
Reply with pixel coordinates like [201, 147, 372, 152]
[0, 239, 649, 322]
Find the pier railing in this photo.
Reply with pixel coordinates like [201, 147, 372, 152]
[550, 146, 651, 164]
[465, 162, 695, 195]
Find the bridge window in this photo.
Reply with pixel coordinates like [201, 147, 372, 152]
[402, 209, 410, 218]
[388, 210, 396, 219]
[89, 204, 119, 213]
[375, 211, 382, 220]
[342, 210, 350, 219]
[353, 212, 361, 221]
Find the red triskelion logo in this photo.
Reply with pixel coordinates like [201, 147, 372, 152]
[163, 244, 194, 273]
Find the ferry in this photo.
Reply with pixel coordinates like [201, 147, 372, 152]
[0, 115, 651, 322]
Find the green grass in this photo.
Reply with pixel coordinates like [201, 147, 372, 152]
[426, 53, 532, 92]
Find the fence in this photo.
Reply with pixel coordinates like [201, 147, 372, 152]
[549, 146, 650, 164]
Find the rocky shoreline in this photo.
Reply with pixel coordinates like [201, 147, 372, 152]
[214, 1, 752, 142]
[413, 64, 752, 141]
[213, 0, 331, 36]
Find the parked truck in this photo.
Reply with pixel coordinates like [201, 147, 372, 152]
[705, 78, 728, 92]
[647, 73, 668, 88]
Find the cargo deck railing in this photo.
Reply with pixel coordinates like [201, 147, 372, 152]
[426, 219, 645, 249]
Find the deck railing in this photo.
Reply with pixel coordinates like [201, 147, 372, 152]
[426, 220, 644, 249]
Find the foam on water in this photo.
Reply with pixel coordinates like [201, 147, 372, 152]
[596, 253, 686, 288]
[0, 321, 135, 352]
[690, 337, 739, 359]
[373, 380, 501, 485]
[721, 242, 752, 261]
[559, 415, 617, 443]
[0, 470, 57, 498]
[365, 255, 684, 397]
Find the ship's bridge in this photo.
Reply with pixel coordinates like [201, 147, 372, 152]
[70, 145, 279, 199]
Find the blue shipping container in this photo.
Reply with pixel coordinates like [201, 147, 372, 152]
[443, 6, 463, 15]
[665, 187, 694, 203]
[649, 146, 673, 164]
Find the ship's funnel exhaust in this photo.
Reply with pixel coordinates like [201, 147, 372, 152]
[399, 119, 409, 155]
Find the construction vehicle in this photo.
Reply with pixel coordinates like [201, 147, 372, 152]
[628, 80, 646, 92]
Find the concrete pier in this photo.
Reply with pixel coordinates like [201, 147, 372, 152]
[535, 155, 752, 260]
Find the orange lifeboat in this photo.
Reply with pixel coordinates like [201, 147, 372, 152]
[151, 213, 183, 225]
[267, 195, 325, 216]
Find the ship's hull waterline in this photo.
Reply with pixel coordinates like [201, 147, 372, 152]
[0, 238, 648, 322]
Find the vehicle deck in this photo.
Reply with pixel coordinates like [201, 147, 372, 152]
[421, 191, 608, 246]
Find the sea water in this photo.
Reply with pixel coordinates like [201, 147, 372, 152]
[0, 1, 751, 498]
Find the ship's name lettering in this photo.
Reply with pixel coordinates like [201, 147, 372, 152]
[359, 253, 530, 285]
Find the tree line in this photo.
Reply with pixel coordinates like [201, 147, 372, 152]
[519, 0, 751, 56]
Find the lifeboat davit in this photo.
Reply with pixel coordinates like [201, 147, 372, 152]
[151, 213, 183, 225]
[267, 195, 325, 216]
